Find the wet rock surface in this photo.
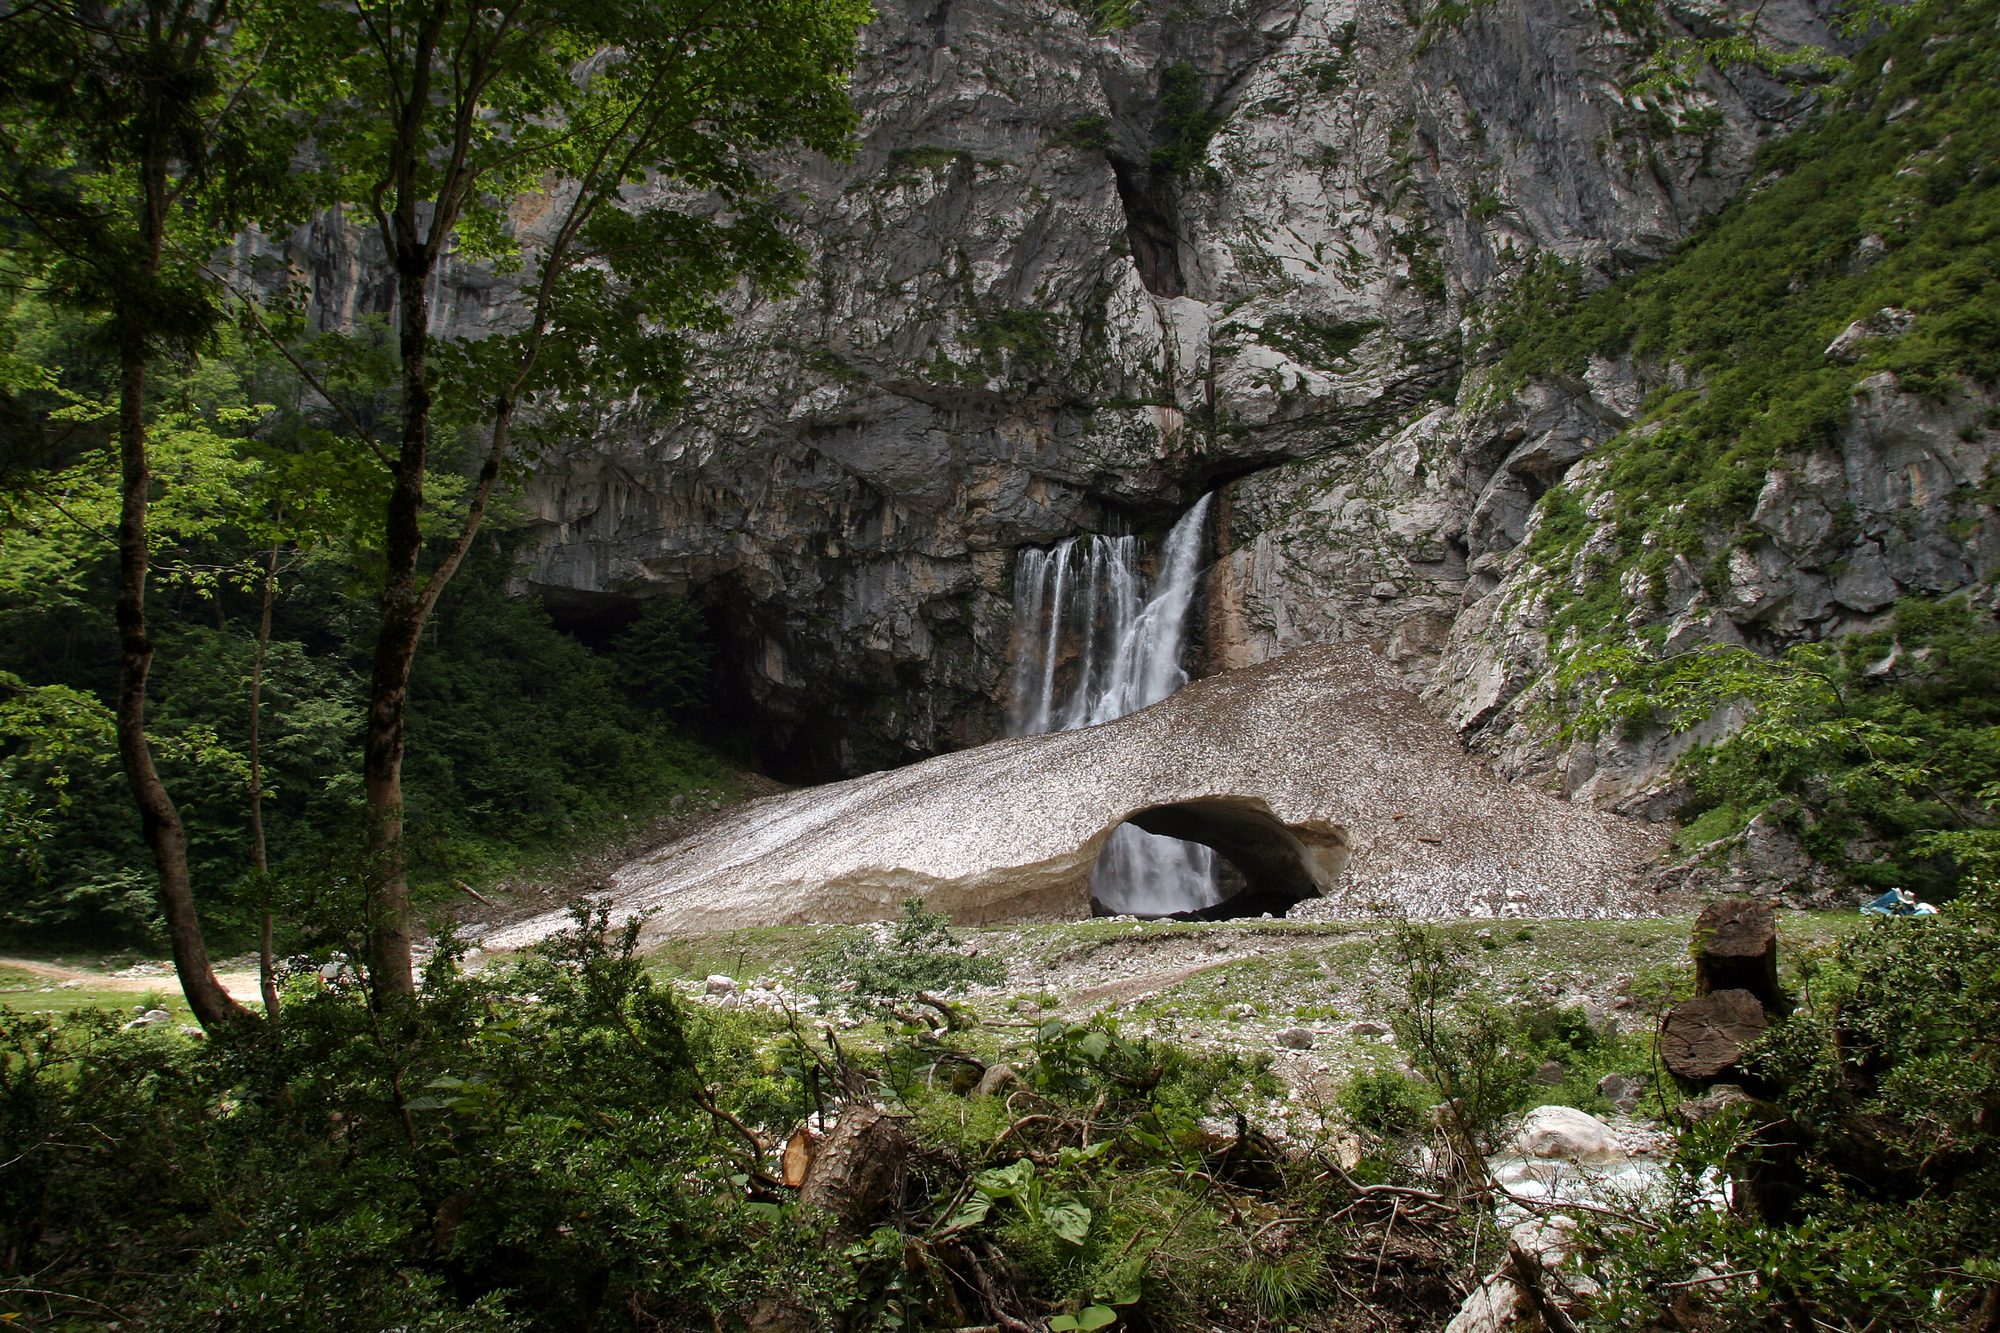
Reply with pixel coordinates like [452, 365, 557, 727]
[486, 643, 1664, 944]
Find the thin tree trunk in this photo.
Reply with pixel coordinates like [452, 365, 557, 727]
[249, 537, 281, 1020]
[114, 333, 250, 1032]
[360, 255, 433, 1002]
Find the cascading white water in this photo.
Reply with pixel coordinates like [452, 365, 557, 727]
[1006, 494, 1219, 916]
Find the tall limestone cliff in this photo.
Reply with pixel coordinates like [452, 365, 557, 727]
[474, 0, 1993, 790]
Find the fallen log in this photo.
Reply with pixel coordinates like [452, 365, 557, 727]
[799, 1104, 909, 1235]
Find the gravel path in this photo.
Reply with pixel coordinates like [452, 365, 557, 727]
[1, 957, 264, 1000]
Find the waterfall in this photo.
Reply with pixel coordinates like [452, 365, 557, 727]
[1006, 494, 1218, 915]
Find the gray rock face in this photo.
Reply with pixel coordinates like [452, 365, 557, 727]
[489, 0, 1834, 777]
[1427, 372, 1999, 805]
[482, 644, 1666, 943]
[274, 0, 1992, 806]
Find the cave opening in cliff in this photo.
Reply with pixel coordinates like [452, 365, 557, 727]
[536, 587, 771, 763]
[538, 586, 643, 647]
[1090, 797, 1348, 921]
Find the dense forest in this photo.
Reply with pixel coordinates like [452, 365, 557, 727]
[0, 294, 730, 950]
[0, 0, 1996, 1327]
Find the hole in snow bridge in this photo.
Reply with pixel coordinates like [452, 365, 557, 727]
[1088, 796, 1350, 920]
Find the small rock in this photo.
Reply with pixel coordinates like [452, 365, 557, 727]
[144, 1008, 170, 1023]
[1596, 1073, 1647, 1114]
[1224, 1003, 1256, 1020]
[1509, 1215, 1577, 1265]
[1511, 1105, 1622, 1163]
[704, 975, 736, 996]
[1535, 1060, 1567, 1086]
[1348, 1020, 1391, 1037]
[1825, 305, 1915, 362]
[1275, 1028, 1314, 1050]
[59, 979, 80, 990]
[1674, 1083, 1756, 1126]
[972, 1063, 1023, 1098]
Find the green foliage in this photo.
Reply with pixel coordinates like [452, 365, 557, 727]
[0, 671, 112, 873]
[403, 567, 730, 860]
[881, 145, 973, 187]
[1560, 599, 2000, 896]
[606, 596, 713, 713]
[1499, 0, 2000, 639]
[1414, 0, 1499, 56]
[1056, 0, 1142, 33]
[802, 898, 1006, 1004]
[1385, 924, 1536, 1152]
[1577, 886, 2000, 1331]
[1148, 63, 1226, 176]
[1057, 115, 1114, 152]
[0, 909, 862, 1330]
[1338, 1067, 1430, 1139]
[970, 308, 1062, 369]
[0, 0, 307, 363]
[1218, 313, 1381, 371]
[1390, 226, 1449, 303]
[0, 520, 729, 947]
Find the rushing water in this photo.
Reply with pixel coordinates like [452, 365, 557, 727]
[1006, 495, 1218, 915]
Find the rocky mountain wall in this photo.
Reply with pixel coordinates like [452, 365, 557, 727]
[487, 0, 1860, 782]
[295, 0, 1994, 787]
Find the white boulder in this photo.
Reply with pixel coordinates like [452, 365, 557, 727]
[1511, 1105, 1622, 1163]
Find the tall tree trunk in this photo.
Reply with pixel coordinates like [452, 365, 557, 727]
[360, 255, 433, 1002]
[249, 538, 281, 1020]
[114, 333, 251, 1031]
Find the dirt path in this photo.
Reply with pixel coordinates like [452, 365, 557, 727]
[1, 957, 264, 1001]
[1059, 936, 1328, 1012]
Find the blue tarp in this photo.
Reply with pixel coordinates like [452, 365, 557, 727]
[1862, 890, 1938, 916]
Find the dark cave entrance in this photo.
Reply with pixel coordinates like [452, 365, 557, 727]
[1088, 796, 1350, 921]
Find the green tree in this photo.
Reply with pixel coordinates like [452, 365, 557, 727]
[0, 0, 304, 1027]
[257, 0, 867, 999]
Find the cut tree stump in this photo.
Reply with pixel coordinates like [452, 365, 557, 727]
[799, 1104, 907, 1234]
[1661, 989, 1769, 1081]
[1693, 897, 1787, 1013]
[780, 1125, 821, 1188]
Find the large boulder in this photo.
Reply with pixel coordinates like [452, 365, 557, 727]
[1511, 1106, 1622, 1163]
[487, 645, 1664, 942]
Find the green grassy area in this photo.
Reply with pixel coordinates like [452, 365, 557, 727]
[0, 978, 187, 1019]
[642, 910, 1862, 1023]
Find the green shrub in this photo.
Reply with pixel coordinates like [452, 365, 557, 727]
[801, 897, 1006, 1004]
[1338, 1067, 1430, 1139]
